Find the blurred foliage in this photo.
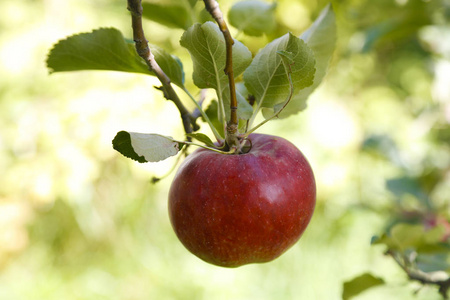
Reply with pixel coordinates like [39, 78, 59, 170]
[0, 0, 449, 299]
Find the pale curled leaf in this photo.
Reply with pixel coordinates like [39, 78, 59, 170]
[47, 28, 185, 88]
[266, 4, 336, 118]
[244, 32, 315, 111]
[180, 22, 253, 120]
[228, 0, 277, 36]
[112, 131, 183, 163]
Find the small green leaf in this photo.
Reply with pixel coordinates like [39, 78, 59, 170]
[390, 223, 424, 251]
[228, 0, 277, 36]
[342, 273, 385, 300]
[142, 0, 194, 29]
[151, 46, 185, 88]
[112, 131, 184, 163]
[386, 176, 428, 205]
[180, 22, 252, 120]
[187, 0, 197, 8]
[47, 28, 185, 88]
[267, 4, 336, 118]
[373, 223, 448, 253]
[236, 89, 253, 120]
[244, 32, 315, 114]
[417, 253, 450, 273]
[186, 133, 215, 147]
[203, 100, 224, 137]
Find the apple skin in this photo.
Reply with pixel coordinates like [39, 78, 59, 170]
[168, 133, 316, 268]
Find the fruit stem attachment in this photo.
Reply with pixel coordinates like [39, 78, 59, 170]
[127, 0, 197, 135]
[203, 0, 240, 149]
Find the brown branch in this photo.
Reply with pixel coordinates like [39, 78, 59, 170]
[387, 250, 450, 299]
[127, 0, 196, 134]
[203, 0, 239, 148]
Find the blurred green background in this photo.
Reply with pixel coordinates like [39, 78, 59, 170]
[0, 0, 449, 299]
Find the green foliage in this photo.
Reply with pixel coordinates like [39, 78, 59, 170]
[243, 33, 315, 117]
[203, 100, 225, 137]
[47, 28, 185, 88]
[342, 273, 385, 300]
[47, 28, 151, 75]
[5, 0, 443, 298]
[228, 0, 277, 36]
[142, 0, 195, 29]
[180, 21, 253, 122]
[268, 4, 336, 118]
[186, 132, 216, 147]
[372, 223, 446, 253]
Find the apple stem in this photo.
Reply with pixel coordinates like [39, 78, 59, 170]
[203, 0, 240, 150]
[175, 139, 237, 155]
[127, 0, 198, 136]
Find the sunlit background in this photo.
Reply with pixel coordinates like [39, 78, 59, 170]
[0, 0, 449, 299]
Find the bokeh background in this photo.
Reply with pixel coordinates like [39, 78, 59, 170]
[1, 0, 449, 299]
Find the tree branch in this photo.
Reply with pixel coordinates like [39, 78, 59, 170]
[203, 0, 239, 148]
[387, 250, 450, 299]
[127, 0, 197, 134]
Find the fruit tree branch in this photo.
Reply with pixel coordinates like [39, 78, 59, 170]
[387, 250, 450, 299]
[127, 0, 197, 134]
[203, 0, 239, 148]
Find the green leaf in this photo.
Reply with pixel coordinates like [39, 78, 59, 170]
[151, 46, 185, 88]
[112, 131, 184, 163]
[417, 253, 450, 273]
[203, 100, 224, 137]
[187, 0, 197, 8]
[390, 223, 425, 251]
[142, 0, 194, 30]
[386, 176, 429, 206]
[236, 90, 253, 120]
[342, 273, 385, 300]
[186, 133, 215, 147]
[265, 4, 336, 118]
[373, 223, 448, 253]
[244, 32, 315, 115]
[228, 0, 277, 36]
[47, 28, 185, 88]
[274, 50, 295, 113]
[47, 28, 150, 74]
[180, 22, 253, 120]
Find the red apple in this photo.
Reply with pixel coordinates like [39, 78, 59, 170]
[168, 133, 316, 267]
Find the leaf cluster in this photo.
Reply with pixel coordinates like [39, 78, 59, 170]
[46, 0, 336, 162]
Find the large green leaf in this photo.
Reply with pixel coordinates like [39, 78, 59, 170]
[142, 0, 194, 30]
[46, 28, 185, 88]
[228, 0, 277, 36]
[244, 32, 315, 114]
[112, 131, 184, 163]
[264, 4, 336, 118]
[180, 22, 253, 120]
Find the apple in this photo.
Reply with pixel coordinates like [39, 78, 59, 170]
[168, 133, 316, 267]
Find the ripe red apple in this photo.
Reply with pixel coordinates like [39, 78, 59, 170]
[168, 133, 316, 267]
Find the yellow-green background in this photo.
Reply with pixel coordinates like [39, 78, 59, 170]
[0, 0, 449, 299]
